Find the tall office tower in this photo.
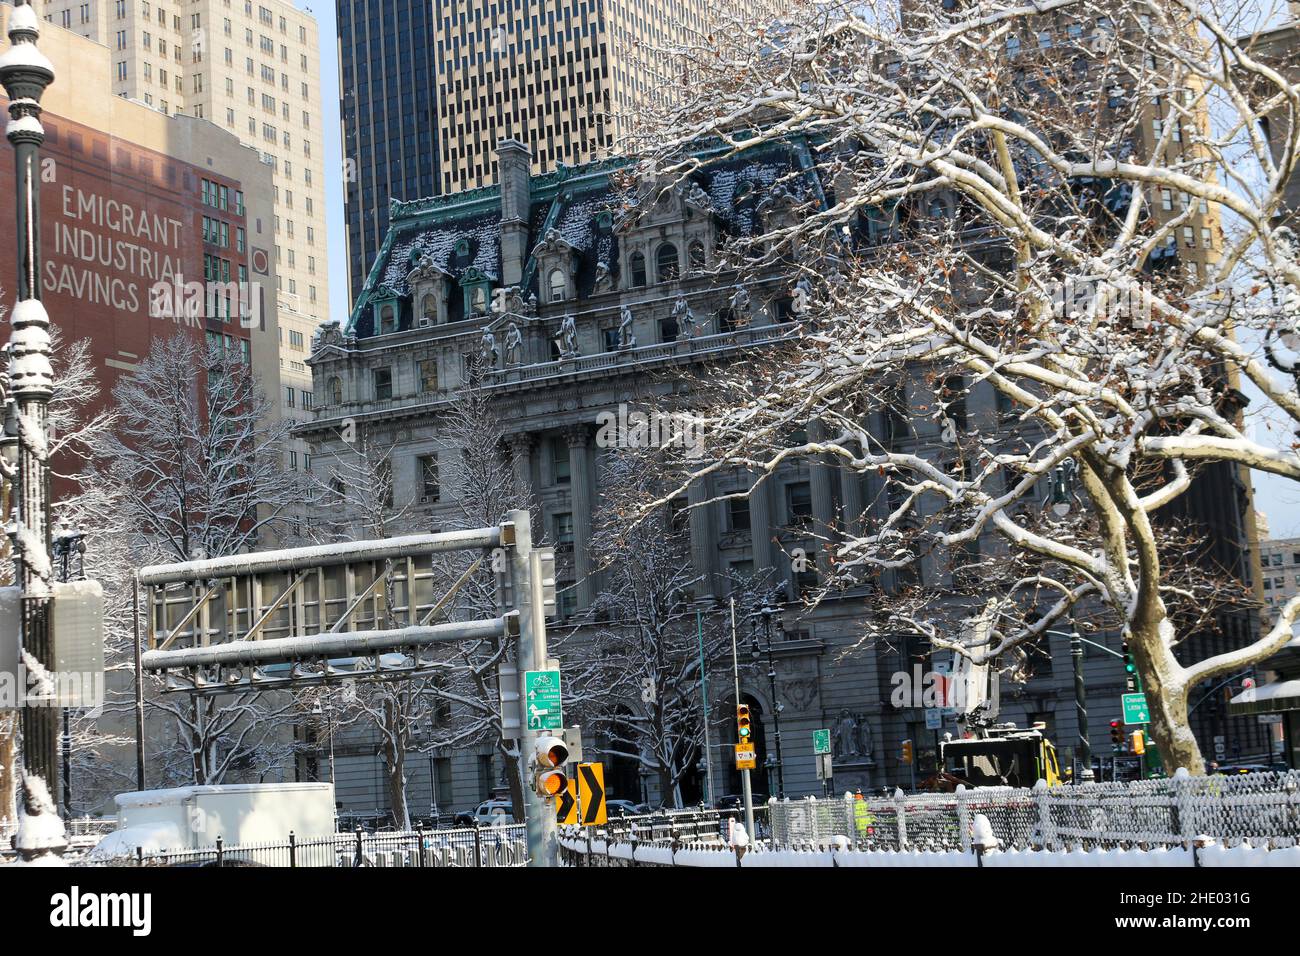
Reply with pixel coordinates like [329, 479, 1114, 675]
[40, 0, 328, 474]
[336, 0, 438, 307]
[336, 0, 770, 305]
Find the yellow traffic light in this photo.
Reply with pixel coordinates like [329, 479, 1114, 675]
[1130, 730, 1145, 755]
[901, 739, 914, 765]
[736, 705, 752, 742]
[533, 735, 569, 797]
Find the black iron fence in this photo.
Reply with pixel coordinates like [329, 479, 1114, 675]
[100, 824, 528, 868]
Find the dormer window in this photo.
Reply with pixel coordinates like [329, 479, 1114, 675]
[470, 286, 487, 315]
[420, 294, 436, 326]
[629, 251, 647, 287]
[379, 303, 397, 335]
[548, 268, 567, 302]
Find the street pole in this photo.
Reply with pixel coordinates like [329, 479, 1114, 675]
[507, 508, 557, 867]
[132, 575, 145, 791]
[1070, 630, 1093, 782]
[729, 599, 755, 839]
[0, 3, 64, 860]
[695, 605, 716, 807]
[760, 605, 784, 798]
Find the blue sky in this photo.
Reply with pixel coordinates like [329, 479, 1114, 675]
[293, 2, 349, 327]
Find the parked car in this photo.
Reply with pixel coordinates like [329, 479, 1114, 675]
[453, 800, 515, 827]
[713, 794, 745, 812]
[1212, 764, 1274, 775]
[605, 800, 644, 818]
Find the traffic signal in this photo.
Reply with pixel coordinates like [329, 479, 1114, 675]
[1122, 640, 1138, 691]
[1130, 730, 1146, 755]
[901, 739, 914, 765]
[1110, 720, 1123, 749]
[532, 735, 569, 797]
[736, 704, 752, 743]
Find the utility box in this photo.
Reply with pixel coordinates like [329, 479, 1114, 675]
[0, 580, 104, 710]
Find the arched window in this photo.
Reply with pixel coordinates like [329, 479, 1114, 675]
[421, 293, 436, 325]
[628, 251, 647, 287]
[656, 243, 679, 283]
[328, 377, 342, 405]
[379, 304, 396, 334]
[470, 286, 486, 314]
[688, 240, 706, 272]
[548, 268, 567, 302]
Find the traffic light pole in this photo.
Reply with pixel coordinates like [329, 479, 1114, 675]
[507, 509, 558, 868]
[729, 599, 755, 839]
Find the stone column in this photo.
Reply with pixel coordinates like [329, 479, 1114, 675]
[807, 421, 837, 577]
[688, 476, 717, 599]
[508, 433, 533, 501]
[747, 472, 777, 583]
[566, 426, 595, 608]
[840, 453, 866, 540]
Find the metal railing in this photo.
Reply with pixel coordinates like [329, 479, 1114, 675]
[84, 824, 528, 868]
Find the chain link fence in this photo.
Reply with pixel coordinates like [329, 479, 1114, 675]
[769, 770, 1300, 851]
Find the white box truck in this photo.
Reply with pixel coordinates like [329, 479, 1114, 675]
[90, 783, 337, 865]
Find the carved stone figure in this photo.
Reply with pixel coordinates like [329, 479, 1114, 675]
[479, 329, 498, 368]
[503, 322, 523, 366]
[834, 708, 859, 759]
[555, 314, 578, 359]
[671, 295, 698, 338]
[617, 305, 636, 349]
[729, 284, 751, 322]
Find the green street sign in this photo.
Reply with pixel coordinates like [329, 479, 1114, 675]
[525, 669, 563, 731]
[1122, 692, 1150, 725]
[812, 728, 832, 755]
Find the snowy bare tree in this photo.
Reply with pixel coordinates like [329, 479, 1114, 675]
[570, 449, 764, 806]
[302, 391, 535, 826]
[90, 333, 306, 787]
[629, 0, 1300, 772]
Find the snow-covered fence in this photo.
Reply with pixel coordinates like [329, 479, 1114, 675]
[82, 824, 529, 868]
[559, 832, 1300, 868]
[591, 807, 770, 847]
[767, 770, 1300, 852]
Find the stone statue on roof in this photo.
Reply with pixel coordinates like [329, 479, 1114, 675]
[504, 322, 523, 366]
[729, 284, 751, 324]
[479, 328, 498, 368]
[671, 295, 699, 338]
[617, 305, 636, 350]
[556, 314, 578, 359]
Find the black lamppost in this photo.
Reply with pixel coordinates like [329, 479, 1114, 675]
[1, 3, 62, 859]
[51, 522, 85, 816]
[750, 603, 785, 798]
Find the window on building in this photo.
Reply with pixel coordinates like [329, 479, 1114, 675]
[421, 294, 436, 325]
[552, 440, 570, 484]
[373, 368, 393, 401]
[554, 512, 574, 546]
[379, 304, 397, 334]
[548, 268, 566, 302]
[328, 377, 342, 405]
[786, 482, 813, 526]
[656, 243, 679, 283]
[628, 251, 646, 287]
[418, 359, 439, 393]
[419, 455, 440, 502]
[728, 498, 751, 533]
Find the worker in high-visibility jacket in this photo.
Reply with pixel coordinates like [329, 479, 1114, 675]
[853, 790, 875, 839]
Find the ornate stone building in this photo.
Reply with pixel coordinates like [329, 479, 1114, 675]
[302, 135, 1230, 814]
